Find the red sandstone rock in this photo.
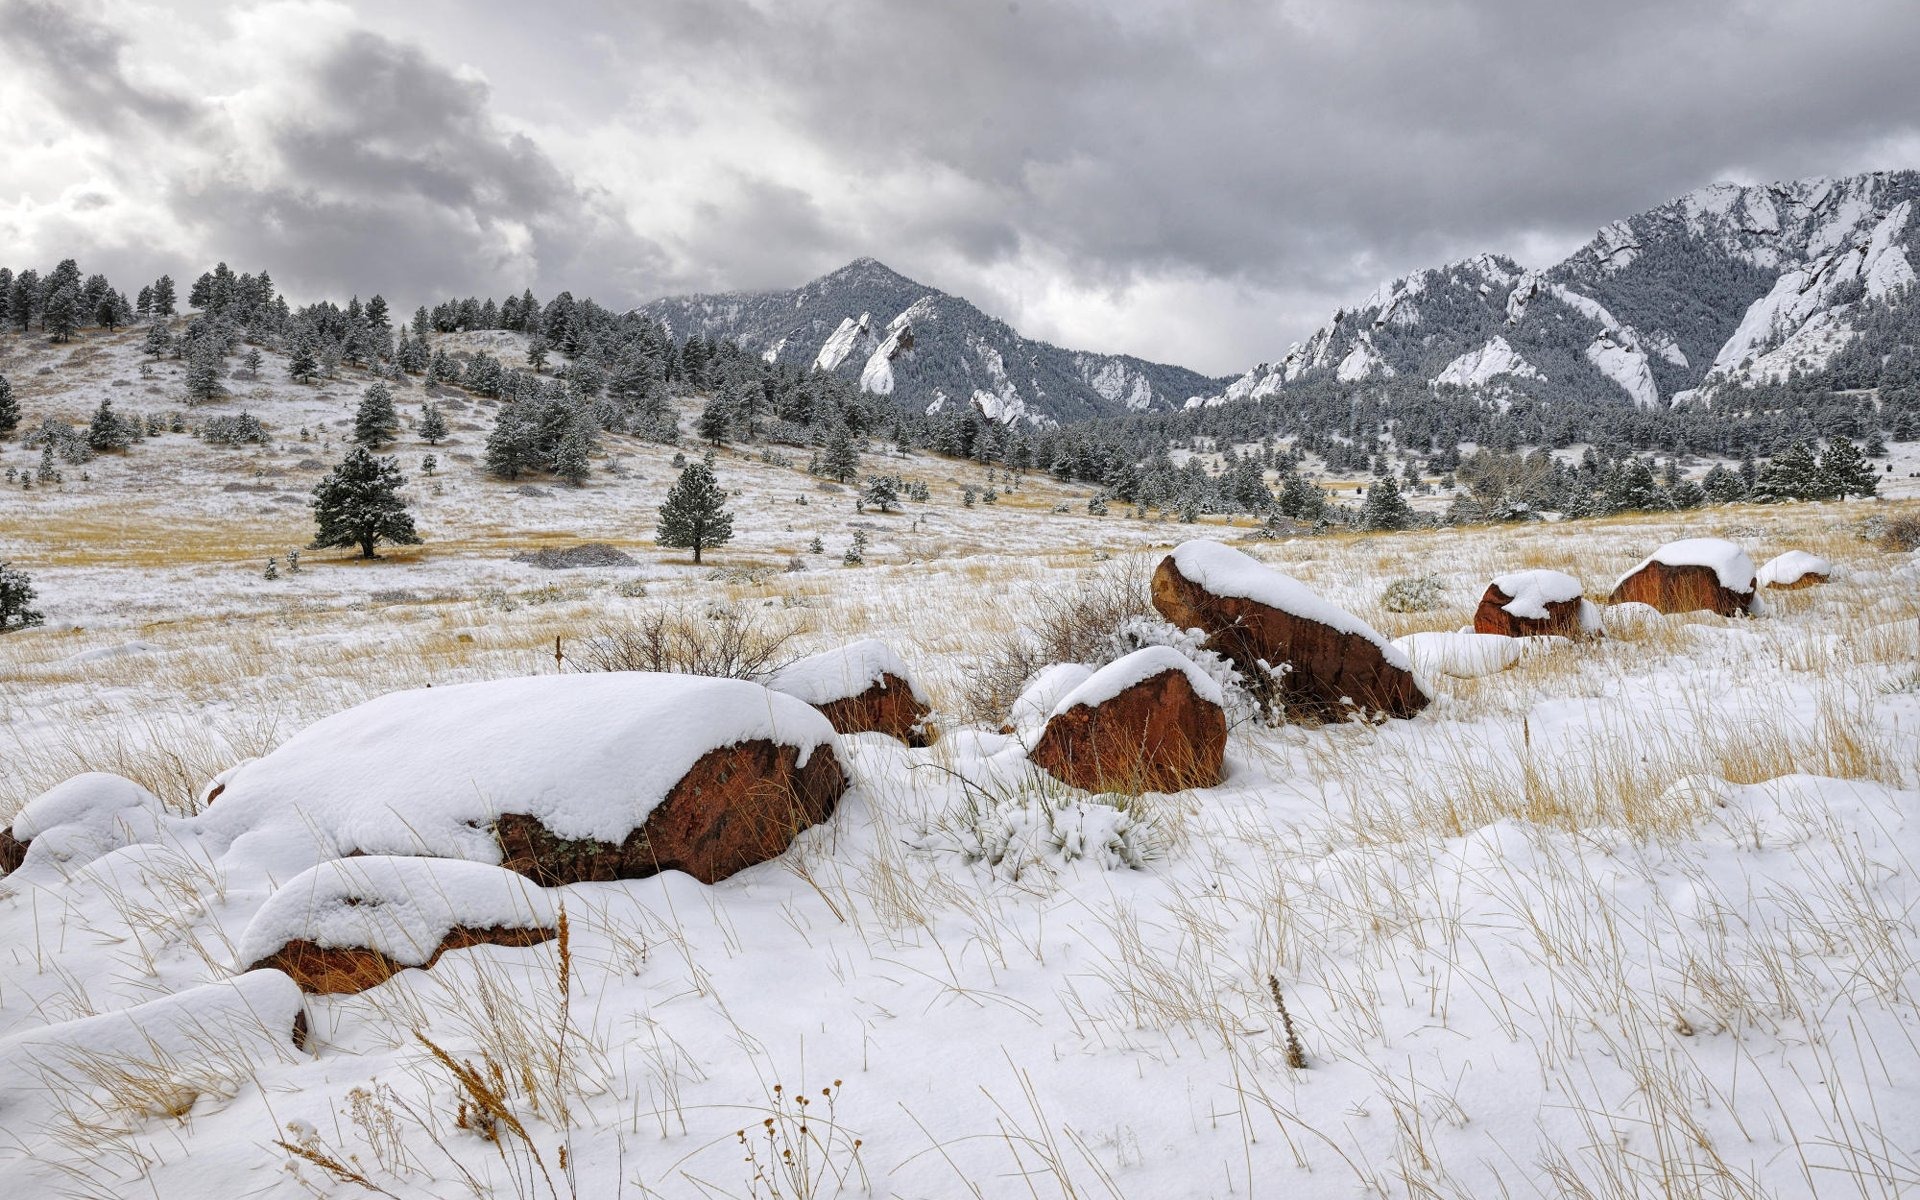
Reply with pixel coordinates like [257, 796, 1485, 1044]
[494, 738, 848, 885]
[252, 926, 557, 995]
[1029, 648, 1227, 793]
[1151, 541, 1429, 721]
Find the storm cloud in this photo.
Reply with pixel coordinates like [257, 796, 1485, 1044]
[4, 0, 1919, 372]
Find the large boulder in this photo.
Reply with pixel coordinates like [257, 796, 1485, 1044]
[1757, 550, 1831, 590]
[767, 638, 936, 746]
[1029, 647, 1227, 793]
[198, 674, 847, 887]
[1608, 539, 1758, 616]
[1473, 569, 1599, 638]
[1151, 539, 1429, 720]
[238, 857, 558, 994]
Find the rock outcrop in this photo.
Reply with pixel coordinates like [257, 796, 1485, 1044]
[1473, 569, 1597, 638]
[768, 639, 935, 746]
[494, 739, 847, 885]
[1609, 539, 1757, 616]
[1029, 647, 1227, 793]
[238, 857, 559, 995]
[1152, 540, 1429, 720]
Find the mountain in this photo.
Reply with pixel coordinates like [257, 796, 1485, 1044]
[636, 257, 1226, 425]
[1194, 170, 1920, 413]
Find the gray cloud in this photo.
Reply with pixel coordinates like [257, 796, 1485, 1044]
[5, 0, 1920, 372]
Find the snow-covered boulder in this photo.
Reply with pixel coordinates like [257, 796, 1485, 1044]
[0, 772, 170, 881]
[1151, 539, 1429, 720]
[767, 638, 936, 746]
[201, 674, 847, 886]
[1756, 550, 1832, 590]
[1473, 569, 1599, 638]
[0, 971, 307, 1126]
[1608, 538, 1758, 616]
[1003, 663, 1096, 736]
[1391, 631, 1530, 679]
[239, 856, 558, 994]
[1029, 647, 1228, 793]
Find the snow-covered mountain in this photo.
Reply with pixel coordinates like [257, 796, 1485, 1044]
[637, 258, 1225, 425]
[1195, 171, 1920, 412]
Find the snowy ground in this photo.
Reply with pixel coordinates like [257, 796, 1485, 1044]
[1, 326, 1918, 1199]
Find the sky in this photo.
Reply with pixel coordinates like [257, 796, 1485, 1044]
[4, 0, 1920, 376]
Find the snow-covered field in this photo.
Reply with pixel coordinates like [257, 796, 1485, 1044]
[2, 327, 1918, 1198]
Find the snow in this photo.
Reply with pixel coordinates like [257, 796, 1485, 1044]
[235, 855, 555, 969]
[1333, 332, 1394, 382]
[1490, 568, 1584, 619]
[0, 970, 305, 1125]
[3, 772, 170, 883]
[1584, 332, 1662, 410]
[1615, 538, 1757, 594]
[1006, 662, 1095, 732]
[1167, 539, 1410, 668]
[1709, 200, 1914, 383]
[1048, 645, 1224, 714]
[1756, 550, 1831, 588]
[1434, 336, 1543, 389]
[768, 637, 929, 706]
[812, 313, 870, 371]
[200, 674, 840, 870]
[1077, 356, 1158, 411]
[859, 299, 936, 396]
[1391, 631, 1529, 678]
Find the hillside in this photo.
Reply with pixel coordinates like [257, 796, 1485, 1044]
[639, 257, 1227, 425]
[1198, 171, 1920, 413]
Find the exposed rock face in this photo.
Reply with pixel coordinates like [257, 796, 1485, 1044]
[768, 641, 935, 746]
[1029, 657, 1227, 794]
[812, 675, 935, 746]
[252, 927, 557, 996]
[1473, 571, 1595, 638]
[0, 828, 25, 875]
[1608, 563, 1752, 615]
[1151, 542, 1429, 721]
[494, 739, 848, 885]
[1757, 550, 1831, 590]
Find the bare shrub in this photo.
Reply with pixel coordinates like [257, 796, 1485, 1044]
[959, 560, 1157, 725]
[564, 603, 805, 681]
[1875, 510, 1920, 553]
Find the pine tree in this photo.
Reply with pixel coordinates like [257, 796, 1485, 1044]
[859, 474, 901, 513]
[419, 401, 448, 445]
[143, 323, 172, 358]
[1605, 459, 1661, 512]
[655, 460, 734, 564]
[184, 342, 224, 404]
[1750, 441, 1819, 503]
[1278, 472, 1326, 521]
[151, 275, 176, 318]
[309, 447, 421, 559]
[552, 412, 594, 486]
[43, 285, 80, 343]
[287, 339, 319, 383]
[0, 561, 44, 632]
[1701, 463, 1746, 504]
[244, 347, 263, 377]
[1358, 476, 1413, 530]
[697, 395, 731, 445]
[1815, 438, 1878, 501]
[485, 405, 536, 479]
[816, 423, 859, 482]
[86, 399, 136, 451]
[354, 383, 399, 446]
[0, 374, 16, 440]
